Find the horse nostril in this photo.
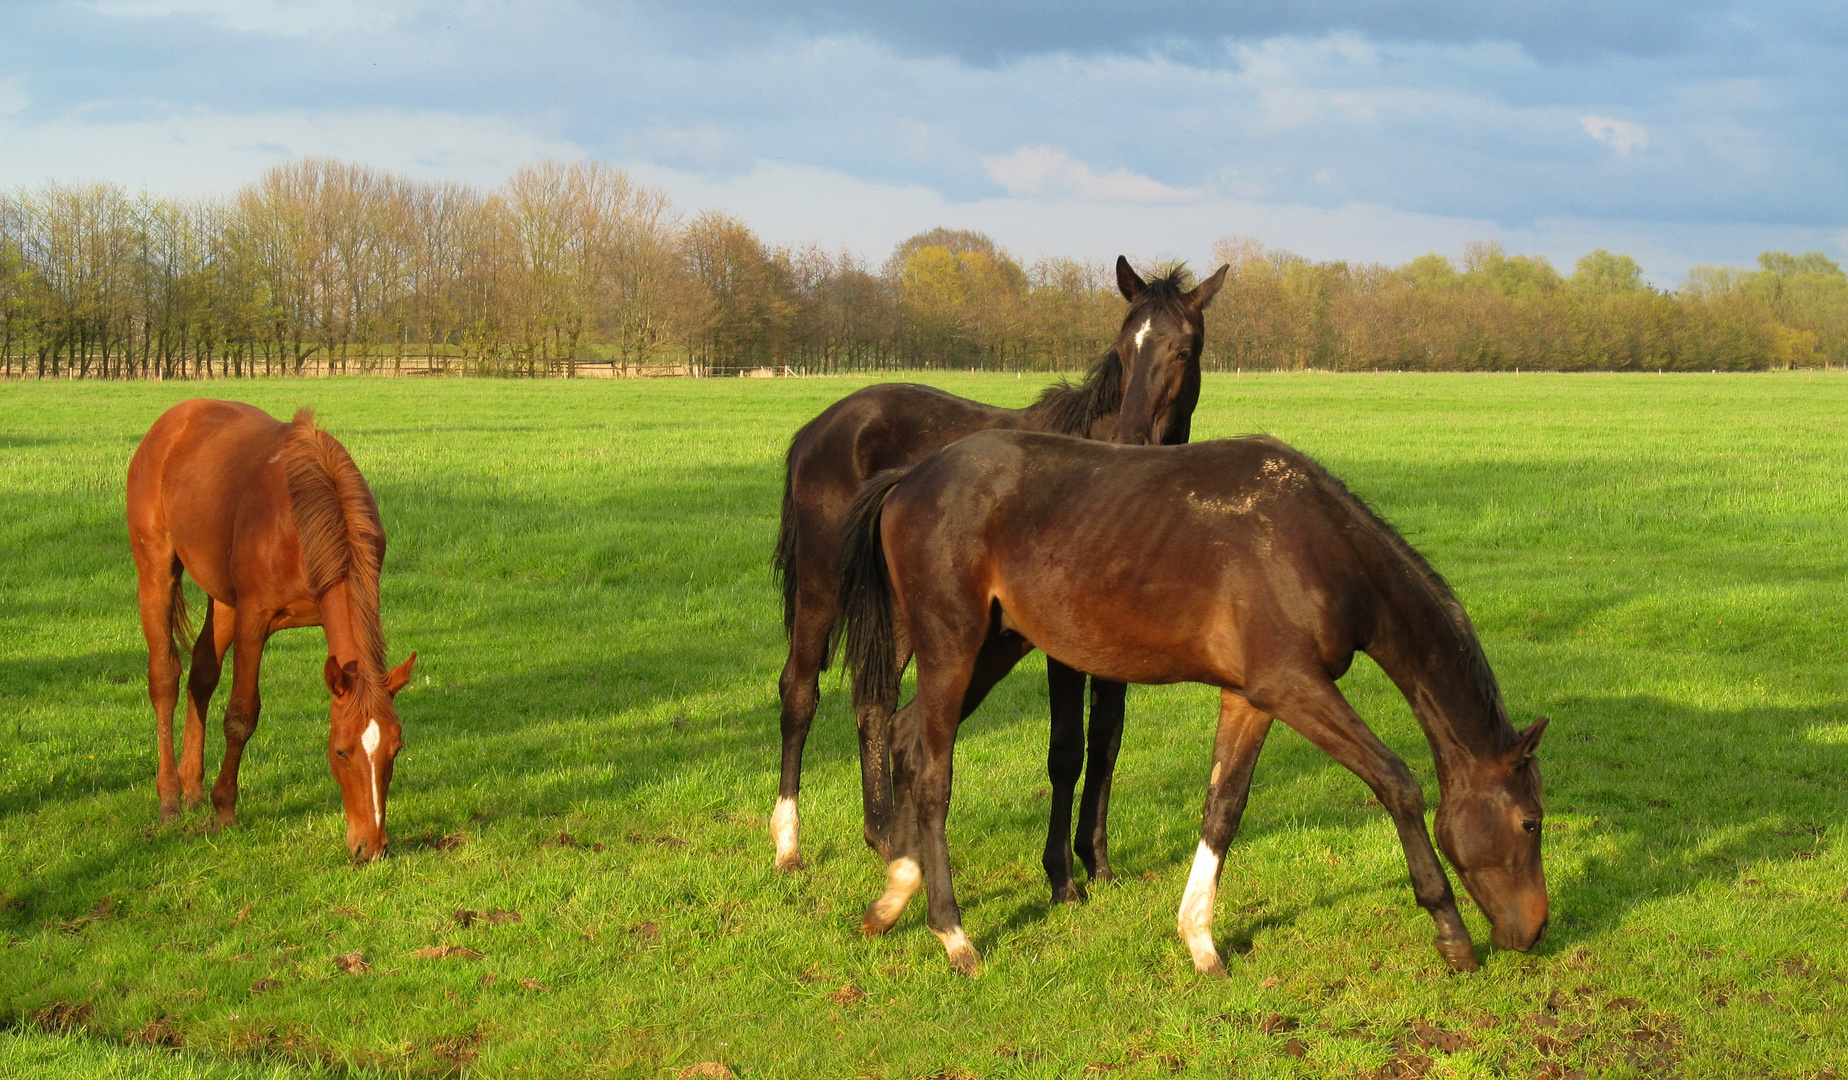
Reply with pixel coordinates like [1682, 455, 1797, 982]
[1533, 918, 1548, 946]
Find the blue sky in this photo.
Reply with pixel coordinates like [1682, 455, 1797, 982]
[2, 1, 1843, 282]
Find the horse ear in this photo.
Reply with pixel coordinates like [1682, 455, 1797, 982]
[386, 652, 417, 697]
[323, 655, 353, 698]
[1510, 716, 1550, 764]
[1187, 264, 1230, 311]
[1116, 255, 1145, 301]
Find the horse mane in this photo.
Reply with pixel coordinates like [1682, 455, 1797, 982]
[1027, 264, 1198, 436]
[1128, 263, 1198, 324]
[1271, 439, 1513, 743]
[279, 409, 389, 712]
[1028, 350, 1124, 435]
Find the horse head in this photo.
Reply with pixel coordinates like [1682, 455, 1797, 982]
[1114, 257, 1228, 446]
[1434, 716, 1550, 952]
[324, 651, 416, 862]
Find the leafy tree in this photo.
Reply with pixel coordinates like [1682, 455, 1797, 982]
[1572, 249, 1647, 295]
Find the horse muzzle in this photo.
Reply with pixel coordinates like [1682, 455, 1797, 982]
[1491, 915, 1546, 952]
[348, 832, 388, 863]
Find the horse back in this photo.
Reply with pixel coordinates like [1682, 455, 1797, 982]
[789, 383, 1023, 493]
[886, 432, 1372, 688]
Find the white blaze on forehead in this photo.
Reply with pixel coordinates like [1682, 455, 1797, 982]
[361, 718, 382, 827]
[1133, 318, 1152, 351]
[1177, 840, 1223, 972]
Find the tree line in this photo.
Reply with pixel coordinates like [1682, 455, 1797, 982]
[2, 157, 1843, 379]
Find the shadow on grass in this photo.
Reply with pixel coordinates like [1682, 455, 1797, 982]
[1532, 694, 1848, 947]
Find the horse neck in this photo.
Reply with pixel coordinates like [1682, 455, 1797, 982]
[317, 579, 382, 681]
[1359, 542, 1513, 774]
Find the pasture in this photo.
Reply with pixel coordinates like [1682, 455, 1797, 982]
[2, 372, 1846, 1079]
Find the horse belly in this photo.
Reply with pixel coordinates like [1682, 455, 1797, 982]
[995, 583, 1241, 688]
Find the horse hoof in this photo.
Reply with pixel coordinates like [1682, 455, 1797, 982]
[1051, 881, 1086, 905]
[1194, 956, 1227, 978]
[158, 804, 179, 823]
[861, 905, 896, 938]
[773, 853, 805, 872]
[946, 945, 982, 977]
[1091, 867, 1116, 885]
[1436, 939, 1479, 972]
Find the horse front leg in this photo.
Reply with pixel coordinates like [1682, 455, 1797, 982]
[210, 608, 270, 829]
[773, 579, 837, 870]
[180, 598, 234, 808]
[1043, 659, 1087, 903]
[1259, 675, 1477, 972]
[1178, 691, 1273, 975]
[1074, 676, 1127, 883]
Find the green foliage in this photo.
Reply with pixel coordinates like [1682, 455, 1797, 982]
[1402, 253, 1458, 292]
[1571, 250, 1647, 296]
[4, 375, 1848, 1078]
[5, 161, 1846, 377]
[1759, 251, 1843, 279]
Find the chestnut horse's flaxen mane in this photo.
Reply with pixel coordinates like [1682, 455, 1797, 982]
[279, 409, 388, 709]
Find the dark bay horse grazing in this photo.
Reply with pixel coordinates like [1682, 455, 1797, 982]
[840, 431, 1548, 975]
[127, 399, 415, 861]
[772, 257, 1228, 903]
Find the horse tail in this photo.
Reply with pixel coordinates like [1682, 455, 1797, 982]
[839, 467, 911, 708]
[167, 567, 194, 659]
[771, 440, 801, 639]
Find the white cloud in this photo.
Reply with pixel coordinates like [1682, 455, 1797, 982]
[982, 147, 1205, 204]
[0, 107, 583, 194]
[632, 159, 1845, 286]
[1579, 116, 1650, 153]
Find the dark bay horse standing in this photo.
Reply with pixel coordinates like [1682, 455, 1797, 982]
[127, 400, 415, 860]
[772, 258, 1228, 902]
[840, 431, 1548, 975]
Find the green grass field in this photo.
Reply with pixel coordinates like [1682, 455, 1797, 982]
[2, 371, 1846, 1079]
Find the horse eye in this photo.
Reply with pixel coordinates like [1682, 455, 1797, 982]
[335, 749, 349, 760]
[1521, 819, 1540, 833]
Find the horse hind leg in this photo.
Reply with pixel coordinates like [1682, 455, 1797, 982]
[862, 699, 924, 938]
[1178, 690, 1272, 975]
[851, 615, 916, 865]
[772, 575, 839, 871]
[133, 554, 186, 821]
[180, 599, 234, 807]
[914, 671, 982, 976]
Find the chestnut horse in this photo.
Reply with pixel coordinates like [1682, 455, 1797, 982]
[839, 431, 1548, 975]
[127, 399, 415, 861]
[772, 258, 1228, 903]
